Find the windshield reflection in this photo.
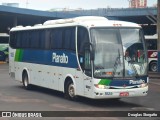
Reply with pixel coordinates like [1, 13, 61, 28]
[91, 28, 147, 78]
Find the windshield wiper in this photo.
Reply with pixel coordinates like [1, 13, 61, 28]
[112, 49, 121, 77]
[112, 50, 139, 78]
[127, 57, 139, 78]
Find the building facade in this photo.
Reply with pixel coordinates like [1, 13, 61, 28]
[2, 3, 19, 8]
[129, 0, 147, 8]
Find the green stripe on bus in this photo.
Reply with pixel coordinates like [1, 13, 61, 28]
[15, 49, 23, 62]
[98, 79, 112, 85]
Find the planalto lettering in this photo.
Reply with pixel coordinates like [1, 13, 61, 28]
[129, 79, 145, 85]
[52, 52, 68, 64]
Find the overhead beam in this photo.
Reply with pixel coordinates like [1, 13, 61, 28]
[146, 15, 157, 24]
[147, 8, 157, 21]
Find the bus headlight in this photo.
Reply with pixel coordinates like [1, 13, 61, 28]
[94, 84, 110, 89]
[140, 83, 148, 88]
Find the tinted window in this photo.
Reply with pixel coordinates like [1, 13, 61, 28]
[21, 31, 30, 48]
[10, 27, 76, 50]
[146, 39, 157, 50]
[51, 28, 63, 49]
[16, 32, 22, 48]
[44, 30, 51, 49]
[30, 31, 40, 48]
[77, 26, 91, 75]
[39, 30, 45, 49]
[50, 27, 76, 50]
[64, 28, 71, 49]
[64, 27, 75, 50]
[10, 32, 16, 48]
[69, 28, 76, 50]
[77, 27, 89, 53]
[0, 37, 9, 44]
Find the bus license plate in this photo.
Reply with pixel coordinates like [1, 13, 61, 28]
[119, 92, 129, 97]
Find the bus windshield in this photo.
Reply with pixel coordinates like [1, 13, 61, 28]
[91, 28, 147, 78]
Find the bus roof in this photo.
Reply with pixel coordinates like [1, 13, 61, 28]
[0, 33, 9, 37]
[10, 16, 141, 32]
[145, 34, 157, 39]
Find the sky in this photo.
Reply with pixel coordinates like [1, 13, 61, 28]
[0, 0, 157, 11]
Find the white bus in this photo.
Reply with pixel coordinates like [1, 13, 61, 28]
[9, 16, 148, 100]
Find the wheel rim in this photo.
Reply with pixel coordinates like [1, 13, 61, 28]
[68, 83, 75, 98]
[151, 63, 157, 72]
[24, 77, 28, 87]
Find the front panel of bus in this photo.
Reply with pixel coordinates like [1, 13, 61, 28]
[79, 27, 148, 99]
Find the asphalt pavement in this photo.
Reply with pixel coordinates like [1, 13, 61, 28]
[149, 72, 160, 79]
[0, 63, 160, 120]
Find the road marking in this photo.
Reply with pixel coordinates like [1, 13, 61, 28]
[150, 82, 160, 86]
[0, 61, 6, 64]
[132, 107, 155, 111]
[0, 69, 8, 71]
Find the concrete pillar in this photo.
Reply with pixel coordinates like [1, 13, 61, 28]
[157, 0, 160, 72]
[13, 16, 17, 27]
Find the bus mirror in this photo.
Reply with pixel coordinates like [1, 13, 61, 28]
[84, 42, 95, 60]
[90, 50, 95, 60]
[90, 43, 95, 60]
[88, 42, 95, 60]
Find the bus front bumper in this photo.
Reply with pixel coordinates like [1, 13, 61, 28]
[91, 86, 148, 99]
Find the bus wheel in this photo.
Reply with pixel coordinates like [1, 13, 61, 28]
[65, 80, 77, 100]
[22, 72, 31, 90]
[5, 56, 9, 63]
[150, 61, 157, 72]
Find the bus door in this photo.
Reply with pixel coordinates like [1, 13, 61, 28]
[76, 45, 92, 97]
[83, 48, 92, 96]
[76, 26, 92, 96]
[9, 48, 16, 78]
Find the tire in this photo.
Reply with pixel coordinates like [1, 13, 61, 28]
[5, 56, 9, 63]
[149, 61, 157, 72]
[65, 80, 77, 100]
[22, 72, 32, 90]
[109, 98, 121, 101]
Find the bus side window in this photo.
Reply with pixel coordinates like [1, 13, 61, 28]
[51, 29, 63, 49]
[64, 28, 71, 49]
[69, 28, 76, 51]
[16, 32, 22, 48]
[39, 30, 46, 49]
[10, 32, 16, 48]
[45, 29, 51, 49]
[30, 30, 40, 49]
[63, 27, 76, 51]
[147, 39, 157, 50]
[21, 31, 30, 48]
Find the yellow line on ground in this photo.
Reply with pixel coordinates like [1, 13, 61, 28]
[0, 61, 6, 64]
